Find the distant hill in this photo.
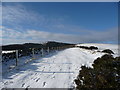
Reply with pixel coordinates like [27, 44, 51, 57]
[43, 41, 74, 48]
[1, 41, 75, 51]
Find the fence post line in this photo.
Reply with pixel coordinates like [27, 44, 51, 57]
[15, 50, 18, 66]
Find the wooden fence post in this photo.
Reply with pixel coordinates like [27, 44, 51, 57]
[41, 48, 44, 56]
[16, 50, 18, 66]
[47, 47, 49, 54]
[32, 48, 35, 59]
[52, 47, 54, 51]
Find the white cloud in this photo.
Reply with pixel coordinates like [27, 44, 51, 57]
[2, 38, 40, 45]
[1, 26, 118, 45]
[1, 3, 118, 45]
[2, 4, 46, 28]
[2, 4, 65, 30]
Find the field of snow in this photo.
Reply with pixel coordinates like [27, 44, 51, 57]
[76, 43, 119, 55]
[1, 43, 119, 89]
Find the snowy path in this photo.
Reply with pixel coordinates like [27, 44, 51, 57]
[2, 47, 104, 88]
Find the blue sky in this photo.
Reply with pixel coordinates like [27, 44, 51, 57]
[1, 2, 118, 45]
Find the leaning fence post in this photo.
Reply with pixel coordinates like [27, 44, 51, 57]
[15, 50, 18, 66]
[32, 48, 35, 59]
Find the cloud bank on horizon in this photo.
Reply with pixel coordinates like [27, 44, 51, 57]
[0, 2, 118, 45]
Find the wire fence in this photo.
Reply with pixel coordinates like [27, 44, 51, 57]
[1, 45, 75, 74]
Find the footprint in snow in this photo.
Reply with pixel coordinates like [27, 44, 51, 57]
[4, 81, 13, 85]
[36, 78, 40, 82]
[26, 85, 30, 88]
[43, 82, 46, 87]
[22, 83, 25, 87]
[4, 81, 8, 85]
[52, 76, 55, 79]
[33, 77, 37, 80]
[9, 81, 13, 83]
[35, 73, 37, 75]
[30, 73, 33, 75]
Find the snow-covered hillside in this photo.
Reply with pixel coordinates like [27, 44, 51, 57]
[1, 43, 119, 89]
[76, 43, 119, 57]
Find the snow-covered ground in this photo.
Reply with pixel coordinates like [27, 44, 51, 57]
[1, 43, 119, 89]
[2, 51, 16, 54]
[76, 43, 119, 55]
